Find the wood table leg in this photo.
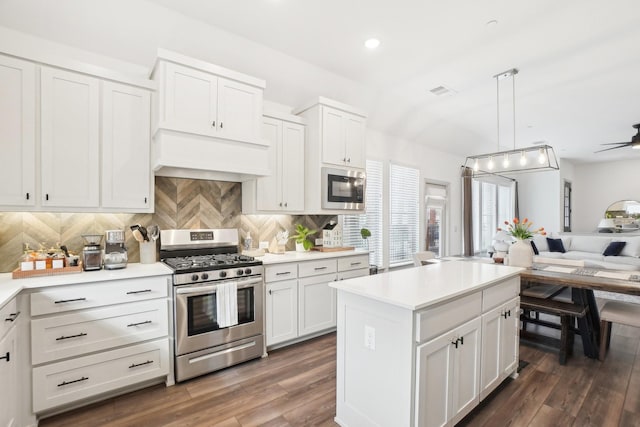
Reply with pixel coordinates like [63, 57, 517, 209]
[572, 287, 599, 358]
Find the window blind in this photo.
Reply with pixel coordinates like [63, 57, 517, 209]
[389, 163, 420, 266]
[341, 159, 383, 267]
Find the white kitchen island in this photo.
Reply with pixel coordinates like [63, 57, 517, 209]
[330, 260, 524, 427]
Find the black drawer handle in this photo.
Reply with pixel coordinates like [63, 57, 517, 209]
[56, 332, 87, 341]
[129, 360, 153, 369]
[5, 312, 19, 322]
[126, 289, 152, 295]
[0, 352, 9, 362]
[57, 376, 88, 387]
[54, 298, 87, 304]
[127, 320, 152, 327]
[314, 266, 328, 271]
[350, 262, 362, 266]
[275, 272, 291, 276]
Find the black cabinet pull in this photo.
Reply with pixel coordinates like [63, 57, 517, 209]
[452, 339, 459, 349]
[220, 122, 223, 128]
[212, 121, 216, 127]
[144, 197, 148, 204]
[129, 360, 153, 369]
[54, 298, 87, 304]
[57, 376, 88, 387]
[507, 309, 512, 317]
[0, 352, 9, 362]
[45, 194, 49, 201]
[127, 320, 152, 327]
[459, 336, 464, 346]
[26, 192, 30, 200]
[275, 272, 291, 276]
[126, 289, 152, 295]
[56, 332, 87, 341]
[5, 312, 19, 322]
[350, 262, 362, 266]
[268, 290, 272, 295]
[314, 266, 328, 271]
[502, 311, 508, 319]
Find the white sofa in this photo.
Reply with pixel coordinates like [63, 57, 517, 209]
[532, 234, 640, 271]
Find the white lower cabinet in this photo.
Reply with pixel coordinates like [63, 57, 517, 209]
[32, 339, 169, 413]
[298, 273, 337, 336]
[30, 275, 172, 414]
[415, 317, 481, 427]
[480, 297, 520, 399]
[264, 254, 369, 348]
[0, 299, 19, 427]
[265, 279, 298, 346]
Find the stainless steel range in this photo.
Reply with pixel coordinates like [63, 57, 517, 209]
[160, 229, 264, 382]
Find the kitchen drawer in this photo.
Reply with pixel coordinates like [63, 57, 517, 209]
[482, 277, 520, 312]
[0, 297, 19, 340]
[337, 268, 369, 281]
[415, 291, 482, 343]
[337, 255, 369, 272]
[32, 338, 170, 413]
[31, 275, 170, 316]
[32, 299, 169, 364]
[265, 263, 298, 283]
[298, 259, 337, 278]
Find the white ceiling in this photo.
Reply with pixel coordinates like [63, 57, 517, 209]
[1, 0, 639, 164]
[145, 0, 640, 164]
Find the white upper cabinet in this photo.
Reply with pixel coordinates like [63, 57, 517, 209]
[155, 53, 264, 145]
[0, 55, 36, 207]
[244, 112, 305, 213]
[40, 66, 100, 208]
[101, 81, 152, 210]
[320, 104, 366, 169]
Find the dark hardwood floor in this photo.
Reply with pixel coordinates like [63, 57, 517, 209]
[41, 319, 640, 427]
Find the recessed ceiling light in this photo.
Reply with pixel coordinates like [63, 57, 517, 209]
[364, 38, 380, 49]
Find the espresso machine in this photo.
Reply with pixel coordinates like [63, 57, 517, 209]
[104, 230, 128, 270]
[82, 234, 103, 271]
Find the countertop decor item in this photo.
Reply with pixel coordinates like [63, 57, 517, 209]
[290, 224, 316, 252]
[500, 217, 546, 268]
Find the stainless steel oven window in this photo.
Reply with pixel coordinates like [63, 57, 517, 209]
[185, 284, 256, 337]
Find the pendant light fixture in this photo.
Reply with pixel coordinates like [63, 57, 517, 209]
[464, 68, 559, 176]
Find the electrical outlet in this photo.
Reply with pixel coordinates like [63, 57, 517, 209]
[259, 241, 269, 249]
[364, 325, 376, 350]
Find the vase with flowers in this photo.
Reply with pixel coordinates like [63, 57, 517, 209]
[498, 217, 546, 267]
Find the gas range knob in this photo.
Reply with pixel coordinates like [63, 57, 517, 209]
[191, 274, 199, 282]
[237, 269, 244, 276]
[244, 268, 252, 275]
[219, 271, 227, 278]
[201, 273, 209, 280]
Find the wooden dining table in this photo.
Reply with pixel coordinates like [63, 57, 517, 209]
[519, 266, 640, 359]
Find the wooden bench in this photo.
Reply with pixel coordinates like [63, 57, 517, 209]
[599, 300, 640, 361]
[520, 293, 587, 365]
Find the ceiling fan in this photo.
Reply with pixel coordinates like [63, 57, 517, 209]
[595, 123, 640, 153]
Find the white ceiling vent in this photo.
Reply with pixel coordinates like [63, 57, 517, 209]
[429, 85, 456, 96]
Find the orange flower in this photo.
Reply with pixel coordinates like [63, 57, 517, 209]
[513, 218, 519, 224]
[523, 218, 528, 224]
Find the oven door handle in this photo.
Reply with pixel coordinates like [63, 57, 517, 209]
[175, 278, 262, 295]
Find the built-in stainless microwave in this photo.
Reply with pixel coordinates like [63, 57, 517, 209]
[322, 167, 366, 210]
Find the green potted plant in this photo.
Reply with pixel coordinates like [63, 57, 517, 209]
[360, 227, 371, 251]
[290, 224, 316, 252]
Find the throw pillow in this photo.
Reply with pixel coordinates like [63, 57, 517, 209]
[546, 238, 566, 253]
[531, 241, 539, 255]
[603, 241, 626, 256]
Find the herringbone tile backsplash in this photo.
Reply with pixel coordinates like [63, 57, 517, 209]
[0, 177, 336, 273]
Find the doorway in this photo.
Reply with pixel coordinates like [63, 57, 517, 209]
[425, 181, 448, 257]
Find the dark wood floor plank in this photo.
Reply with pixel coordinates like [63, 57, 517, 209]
[573, 385, 625, 427]
[527, 403, 576, 426]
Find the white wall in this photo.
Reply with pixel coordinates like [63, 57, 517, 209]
[515, 170, 562, 234]
[572, 159, 640, 232]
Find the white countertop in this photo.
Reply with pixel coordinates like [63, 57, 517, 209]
[257, 249, 369, 265]
[330, 260, 523, 311]
[0, 263, 173, 308]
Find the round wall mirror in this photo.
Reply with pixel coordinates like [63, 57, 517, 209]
[605, 200, 640, 230]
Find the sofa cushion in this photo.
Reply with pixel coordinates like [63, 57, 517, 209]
[547, 238, 566, 253]
[533, 235, 549, 252]
[569, 235, 611, 254]
[613, 237, 640, 258]
[602, 256, 640, 269]
[563, 251, 604, 261]
[603, 241, 626, 256]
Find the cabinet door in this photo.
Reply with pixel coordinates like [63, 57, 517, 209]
[256, 117, 282, 211]
[344, 112, 366, 169]
[415, 332, 454, 427]
[102, 81, 151, 209]
[0, 55, 36, 207]
[480, 304, 503, 399]
[321, 107, 346, 166]
[0, 326, 17, 427]
[217, 77, 262, 143]
[501, 297, 519, 377]
[451, 318, 481, 425]
[163, 62, 218, 137]
[298, 273, 337, 336]
[41, 67, 99, 208]
[280, 121, 305, 211]
[266, 279, 298, 346]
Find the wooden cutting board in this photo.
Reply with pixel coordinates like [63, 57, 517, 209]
[311, 246, 355, 252]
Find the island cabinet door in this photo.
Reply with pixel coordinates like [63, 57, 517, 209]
[450, 318, 481, 425]
[500, 297, 520, 377]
